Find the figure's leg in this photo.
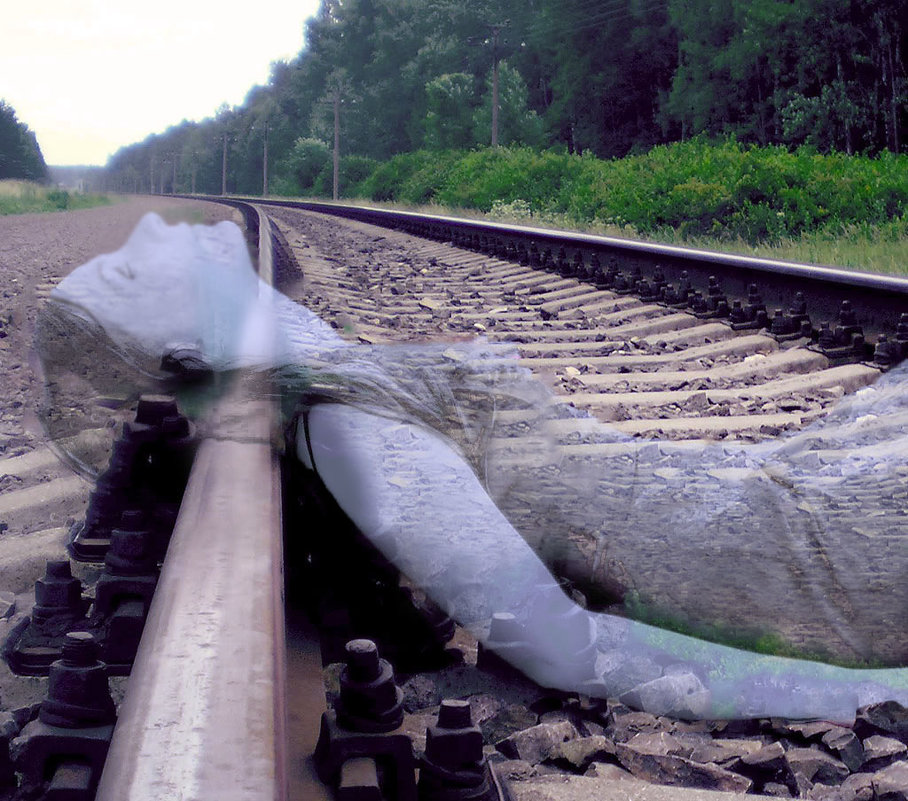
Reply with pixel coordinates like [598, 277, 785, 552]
[297, 403, 908, 720]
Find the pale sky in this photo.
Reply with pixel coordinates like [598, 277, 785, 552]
[1, 0, 322, 166]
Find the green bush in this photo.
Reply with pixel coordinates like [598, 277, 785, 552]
[312, 155, 380, 198]
[358, 150, 462, 203]
[277, 138, 908, 246]
[277, 138, 332, 194]
[46, 189, 70, 209]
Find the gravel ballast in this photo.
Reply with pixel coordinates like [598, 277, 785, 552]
[0, 200, 905, 801]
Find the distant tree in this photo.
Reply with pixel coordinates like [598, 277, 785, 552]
[663, 0, 906, 153]
[0, 100, 48, 181]
[522, 0, 677, 157]
[473, 62, 544, 147]
[424, 73, 476, 149]
[277, 137, 332, 193]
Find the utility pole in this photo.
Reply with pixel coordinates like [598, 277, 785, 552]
[490, 24, 504, 147]
[469, 22, 509, 147]
[149, 156, 155, 195]
[171, 157, 177, 195]
[221, 134, 228, 196]
[333, 89, 340, 201]
[320, 71, 351, 200]
[262, 126, 269, 197]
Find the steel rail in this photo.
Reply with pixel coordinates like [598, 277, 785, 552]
[244, 197, 908, 343]
[95, 205, 303, 801]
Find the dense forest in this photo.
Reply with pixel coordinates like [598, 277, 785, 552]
[104, 0, 906, 197]
[0, 100, 48, 182]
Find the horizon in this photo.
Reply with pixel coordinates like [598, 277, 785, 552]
[3, 1, 322, 167]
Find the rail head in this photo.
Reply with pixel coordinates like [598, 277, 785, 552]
[96, 206, 287, 801]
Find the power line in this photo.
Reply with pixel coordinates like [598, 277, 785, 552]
[525, 0, 668, 37]
[534, 3, 668, 30]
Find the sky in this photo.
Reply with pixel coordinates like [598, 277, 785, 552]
[1, 0, 322, 167]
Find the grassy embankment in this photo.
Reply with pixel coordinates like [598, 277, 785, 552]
[312, 139, 907, 275]
[0, 180, 111, 215]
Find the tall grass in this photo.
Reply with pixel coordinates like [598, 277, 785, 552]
[0, 180, 111, 215]
[480, 198, 908, 276]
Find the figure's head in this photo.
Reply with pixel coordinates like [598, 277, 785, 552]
[35, 213, 270, 476]
[47, 212, 261, 368]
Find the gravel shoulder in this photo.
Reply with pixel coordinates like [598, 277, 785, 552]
[0, 196, 241, 459]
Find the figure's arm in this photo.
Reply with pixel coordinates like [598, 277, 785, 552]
[297, 402, 908, 721]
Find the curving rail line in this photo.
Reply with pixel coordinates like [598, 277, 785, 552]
[95, 205, 327, 801]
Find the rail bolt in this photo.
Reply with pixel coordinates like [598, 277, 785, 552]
[97, 432, 143, 489]
[790, 291, 808, 319]
[667, 270, 692, 306]
[476, 612, 534, 679]
[93, 522, 159, 667]
[39, 633, 116, 729]
[13, 633, 115, 799]
[771, 309, 796, 336]
[874, 335, 897, 368]
[337, 639, 405, 734]
[35, 561, 81, 612]
[81, 482, 127, 533]
[817, 322, 837, 349]
[838, 300, 858, 329]
[134, 394, 180, 428]
[425, 700, 483, 767]
[103, 527, 156, 577]
[32, 561, 85, 629]
[315, 639, 416, 801]
[418, 700, 498, 801]
[527, 584, 598, 685]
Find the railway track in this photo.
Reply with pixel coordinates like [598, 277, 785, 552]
[0, 204, 328, 800]
[1, 198, 906, 800]
[260, 201, 896, 442]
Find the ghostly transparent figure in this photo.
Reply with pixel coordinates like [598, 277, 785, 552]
[37, 214, 908, 721]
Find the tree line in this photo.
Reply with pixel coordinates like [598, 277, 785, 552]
[0, 100, 48, 182]
[104, 0, 906, 197]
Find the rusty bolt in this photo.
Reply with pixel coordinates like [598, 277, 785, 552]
[34, 561, 82, 616]
[39, 632, 116, 729]
[425, 700, 483, 768]
[337, 640, 404, 734]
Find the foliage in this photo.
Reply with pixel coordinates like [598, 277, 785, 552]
[424, 73, 476, 149]
[0, 101, 47, 181]
[472, 62, 544, 148]
[312, 154, 380, 197]
[0, 180, 111, 215]
[102, 0, 905, 199]
[663, 0, 906, 154]
[342, 139, 907, 248]
[278, 137, 332, 193]
[359, 149, 463, 203]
